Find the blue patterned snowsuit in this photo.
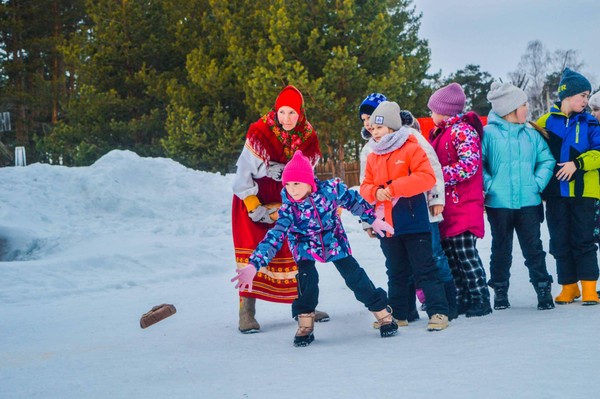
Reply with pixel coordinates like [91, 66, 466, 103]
[248, 178, 388, 318]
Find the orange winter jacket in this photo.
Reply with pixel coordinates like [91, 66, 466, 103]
[360, 135, 436, 234]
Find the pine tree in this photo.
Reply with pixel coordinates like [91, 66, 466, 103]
[0, 0, 85, 162]
[443, 64, 494, 116]
[40, 0, 187, 165]
[164, 0, 433, 175]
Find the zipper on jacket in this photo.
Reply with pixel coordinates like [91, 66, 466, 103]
[309, 197, 327, 259]
[576, 121, 580, 143]
[565, 117, 569, 128]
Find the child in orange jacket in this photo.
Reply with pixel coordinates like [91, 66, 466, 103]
[360, 101, 450, 331]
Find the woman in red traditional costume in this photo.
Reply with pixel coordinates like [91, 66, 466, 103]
[231, 85, 329, 333]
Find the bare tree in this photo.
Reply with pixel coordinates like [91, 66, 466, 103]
[509, 41, 591, 119]
[553, 49, 584, 72]
[509, 40, 551, 118]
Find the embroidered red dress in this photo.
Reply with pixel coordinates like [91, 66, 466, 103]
[232, 86, 321, 303]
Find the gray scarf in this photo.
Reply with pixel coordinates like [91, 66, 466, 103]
[370, 127, 411, 155]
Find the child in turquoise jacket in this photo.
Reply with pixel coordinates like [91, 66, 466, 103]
[482, 82, 556, 311]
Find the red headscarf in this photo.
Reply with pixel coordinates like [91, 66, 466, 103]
[249, 85, 319, 163]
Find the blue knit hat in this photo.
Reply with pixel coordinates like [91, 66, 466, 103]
[358, 93, 387, 120]
[558, 68, 592, 100]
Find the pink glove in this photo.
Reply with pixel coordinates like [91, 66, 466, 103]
[231, 264, 258, 292]
[416, 288, 426, 304]
[371, 218, 394, 237]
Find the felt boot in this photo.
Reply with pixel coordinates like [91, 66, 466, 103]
[314, 309, 330, 322]
[555, 283, 581, 304]
[293, 312, 315, 347]
[238, 297, 260, 334]
[581, 280, 599, 305]
[373, 307, 398, 338]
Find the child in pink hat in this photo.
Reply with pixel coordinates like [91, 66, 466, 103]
[232, 151, 398, 347]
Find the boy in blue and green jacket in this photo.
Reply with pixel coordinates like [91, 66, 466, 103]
[536, 68, 600, 305]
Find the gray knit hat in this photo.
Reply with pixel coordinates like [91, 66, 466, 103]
[589, 91, 600, 110]
[370, 101, 402, 131]
[487, 82, 528, 116]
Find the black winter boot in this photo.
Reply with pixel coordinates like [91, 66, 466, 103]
[466, 301, 493, 318]
[534, 281, 555, 310]
[373, 307, 398, 338]
[491, 281, 510, 310]
[444, 280, 458, 321]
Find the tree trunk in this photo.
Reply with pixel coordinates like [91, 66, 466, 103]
[51, 0, 59, 124]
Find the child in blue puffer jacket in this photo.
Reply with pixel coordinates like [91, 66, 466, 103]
[482, 82, 556, 311]
[232, 150, 397, 347]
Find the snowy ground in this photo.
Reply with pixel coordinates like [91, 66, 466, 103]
[1, 150, 599, 398]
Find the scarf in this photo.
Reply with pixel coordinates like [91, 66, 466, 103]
[261, 108, 315, 161]
[370, 127, 411, 155]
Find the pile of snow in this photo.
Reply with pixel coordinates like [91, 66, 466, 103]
[1, 150, 598, 398]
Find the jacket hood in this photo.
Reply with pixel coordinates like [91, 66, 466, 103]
[486, 110, 528, 130]
[547, 102, 600, 127]
[360, 126, 371, 140]
[281, 179, 319, 206]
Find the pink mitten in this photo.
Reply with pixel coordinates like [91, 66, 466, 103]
[231, 264, 258, 292]
[371, 218, 395, 237]
[416, 289, 426, 304]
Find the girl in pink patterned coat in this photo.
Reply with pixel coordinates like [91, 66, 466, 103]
[427, 83, 492, 318]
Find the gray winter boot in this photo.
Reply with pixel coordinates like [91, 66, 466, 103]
[239, 297, 260, 334]
[314, 309, 330, 322]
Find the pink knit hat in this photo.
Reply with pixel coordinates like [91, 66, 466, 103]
[282, 150, 317, 193]
[427, 83, 466, 116]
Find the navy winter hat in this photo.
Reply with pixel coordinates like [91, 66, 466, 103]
[558, 68, 591, 100]
[358, 93, 387, 120]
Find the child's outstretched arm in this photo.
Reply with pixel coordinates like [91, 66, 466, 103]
[335, 178, 376, 223]
[335, 178, 394, 236]
[230, 208, 293, 292]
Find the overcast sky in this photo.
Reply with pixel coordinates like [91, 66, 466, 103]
[414, 0, 600, 88]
